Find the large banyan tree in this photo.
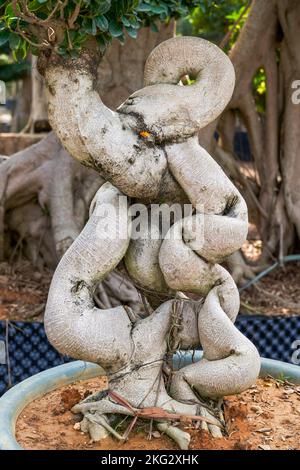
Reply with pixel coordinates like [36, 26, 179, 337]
[0, 0, 264, 447]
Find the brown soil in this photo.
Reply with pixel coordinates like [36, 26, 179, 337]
[16, 376, 300, 451]
[0, 261, 51, 321]
[241, 240, 300, 317]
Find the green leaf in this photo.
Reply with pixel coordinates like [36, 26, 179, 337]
[9, 32, 21, 50]
[28, 0, 45, 11]
[108, 20, 123, 37]
[126, 26, 138, 38]
[136, 3, 152, 12]
[117, 33, 125, 45]
[5, 4, 16, 18]
[82, 18, 97, 35]
[96, 34, 109, 53]
[96, 0, 112, 16]
[150, 5, 168, 14]
[95, 15, 109, 31]
[0, 30, 10, 46]
[121, 16, 131, 27]
[129, 15, 140, 28]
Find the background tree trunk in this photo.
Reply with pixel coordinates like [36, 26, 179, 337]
[200, 0, 300, 269]
[29, 56, 51, 133]
[10, 73, 31, 132]
[97, 24, 175, 109]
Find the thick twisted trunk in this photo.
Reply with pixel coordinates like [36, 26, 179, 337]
[42, 36, 260, 447]
[46, 180, 259, 444]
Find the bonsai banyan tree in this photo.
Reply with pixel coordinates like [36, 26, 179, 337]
[0, 1, 260, 448]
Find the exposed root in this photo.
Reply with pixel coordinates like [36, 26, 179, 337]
[84, 412, 125, 442]
[77, 409, 191, 449]
[79, 414, 110, 442]
[197, 405, 223, 438]
[156, 422, 190, 450]
[72, 386, 224, 448]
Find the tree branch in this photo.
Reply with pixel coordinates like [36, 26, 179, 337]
[219, 0, 252, 50]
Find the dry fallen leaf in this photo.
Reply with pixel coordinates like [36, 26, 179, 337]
[251, 405, 262, 413]
[256, 428, 272, 433]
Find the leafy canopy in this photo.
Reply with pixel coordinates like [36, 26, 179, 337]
[0, 0, 198, 59]
[178, 0, 249, 46]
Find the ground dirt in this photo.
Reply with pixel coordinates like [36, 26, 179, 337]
[240, 240, 300, 317]
[0, 261, 51, 321]
[16, 376, 300, 450]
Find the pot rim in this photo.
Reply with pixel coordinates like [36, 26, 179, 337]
[0, 355, 299, 450]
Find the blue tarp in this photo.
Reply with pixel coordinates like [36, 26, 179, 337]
[1, 315, 300, 396]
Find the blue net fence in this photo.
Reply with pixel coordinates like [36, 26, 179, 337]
[1, 315, 300, 396]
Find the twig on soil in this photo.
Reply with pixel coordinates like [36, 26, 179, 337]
[240, 301, 263, 314]
[25, 303, 46, 319]
[253, 284, 300, 311]
[108, 390, 223, 428]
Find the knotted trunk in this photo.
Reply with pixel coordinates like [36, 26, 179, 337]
[42, 36, 260, 448]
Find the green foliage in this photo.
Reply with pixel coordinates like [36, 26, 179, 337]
[178, 0, 248, 46]
[0, 0, 198, 58]
[253, 67, 266, 114]
[0, 54, 30, 81]
[0, 40, 29, 81]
